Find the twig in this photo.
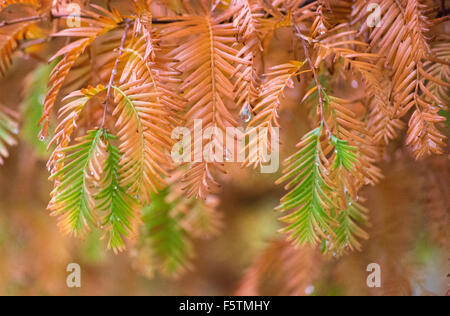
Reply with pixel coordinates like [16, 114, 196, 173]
[427, 54, 450, 67]
[393, 0, 405, 16]
[19, 37, 48, 50]
[0, 13, 182, 29]
[102, 19, 131, 127]
[301, 38, 333, 139]
[0, 15, 42, 27]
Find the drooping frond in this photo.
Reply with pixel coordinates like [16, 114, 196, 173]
[95, 132, 139, 254]
[179, 194, 223, 239]
[353, 0, 448, 159]
[0, 22, 42, 76]
[231, 0, 287, 115]
[327, 138, 367, 248]
[48, 129, 105, 237]
[39, 6, 123, 137]
[276, 120, 372, 250]
[424, 38, 450, 106]
[48, 85, 107, 171]
[332, 198, 369, 255]
[0, 105, 19, 165]
[57, 28, 126, 100]
[276, 127, 336, 245]
[405, 108, 447, 159]
[167, 174, 223, 239]
[112, 78, 173, 204]
[419, 156, 450, 248]
[326, 95, 383, 186]
[231, 0, 266, 42]
[131, 0, 157, 61]
[244, 61, 306, 168]
[367, 75, 406, 146]
[161, 11, 247, 198]
[330, 137, 369, 254]
[406, 38, 450, 159]
[232, 0, 264, 114]
[120, 35, 184, 117]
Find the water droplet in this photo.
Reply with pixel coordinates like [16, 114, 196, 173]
[351, 80, 359, 89]
[38, 131, 47, 142]
[240, 103, 252, 123]
[114, 186, 118, 190]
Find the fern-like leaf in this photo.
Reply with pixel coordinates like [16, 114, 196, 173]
[47, 85, 107, 171]
[276, 127, 335, 245]
[48, 129, 105, 236]
[136, 189, 193, 278]
[332, 198, 369, 254]
[162, 11, 247, 198]
[112, 78, 173, 204]
[39, 6, 123, 137]
[245, 61, 306, 168]
[0, 22, 42, 76]
[95, 132, 138, 254]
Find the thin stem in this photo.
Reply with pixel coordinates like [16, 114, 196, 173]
[0, 13, 181, 29]
[0, 15, 42, 27]
[301, 38, 332, 139]
[102, 19, 131, 127]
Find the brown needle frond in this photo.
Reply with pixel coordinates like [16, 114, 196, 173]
[47, 85, 108, 173]
[161, 10, 247, 198]
[244, 61, 307, 168]
[111, 30, 182, 203]
[39, 6, 124, 138]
